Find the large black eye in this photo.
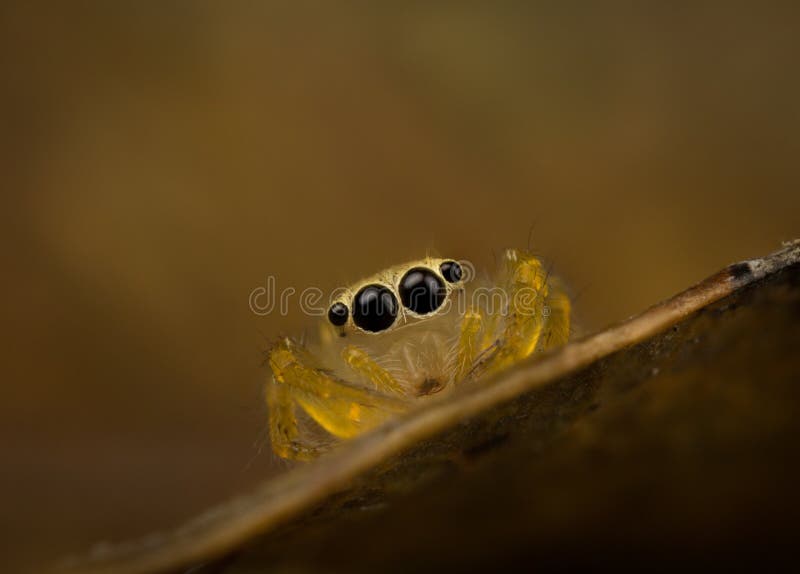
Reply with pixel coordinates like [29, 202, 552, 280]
[352, 284, 398, 332]
[439, 260, 463, 283]
[327, 302, 349, 326]
[399, 267, 446, 315]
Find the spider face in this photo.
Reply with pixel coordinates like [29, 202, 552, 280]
[326, 258, 465, 335]
[267, 250, 570, 460]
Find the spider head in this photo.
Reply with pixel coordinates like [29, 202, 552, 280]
[326, 258, 465, 335]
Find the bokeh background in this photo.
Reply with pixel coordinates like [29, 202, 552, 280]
[2, 2, 798, 571]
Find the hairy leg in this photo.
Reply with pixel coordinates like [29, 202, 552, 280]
[341, 345, 405, 395]
[473, 249, 569, 377]
[265, 379, 322, 461]
[540, 278, 571, 350]
[454, 308, 483, 381]
[267, 338, 407, 459]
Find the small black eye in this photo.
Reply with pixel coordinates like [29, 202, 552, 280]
[439, 260, 463, 283]
[327, 302, 349, 326]
[352, 284, 398, 332]
[399, 267, 446, 315]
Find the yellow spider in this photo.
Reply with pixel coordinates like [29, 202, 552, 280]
[266, 249, 571, 460]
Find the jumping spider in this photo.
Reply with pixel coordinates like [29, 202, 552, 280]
[267, 249, 570, 460]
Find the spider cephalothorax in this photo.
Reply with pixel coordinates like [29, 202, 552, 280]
[267, 250, 570, 460]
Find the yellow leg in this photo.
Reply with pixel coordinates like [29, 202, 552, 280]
[454, 308, 483, 381]
[341, 345, 405, 395]
[267, 338, 408, 459]
[266, 379, 322, 461]
[476, 250, 569, 377]
[540, 278, 571, 350]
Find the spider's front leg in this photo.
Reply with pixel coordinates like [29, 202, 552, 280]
[455, 308, 484, 382]
[341, 345, 405, 395]
[539, 276, 571, 349]
[267, 338, 407, 460]
[471, 249, 571, 379]
[266, 379, 321, 461]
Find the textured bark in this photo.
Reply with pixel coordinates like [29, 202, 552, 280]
[57, 241, 800, 573]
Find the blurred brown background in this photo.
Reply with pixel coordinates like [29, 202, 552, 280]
[1, 2, 798, 572]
